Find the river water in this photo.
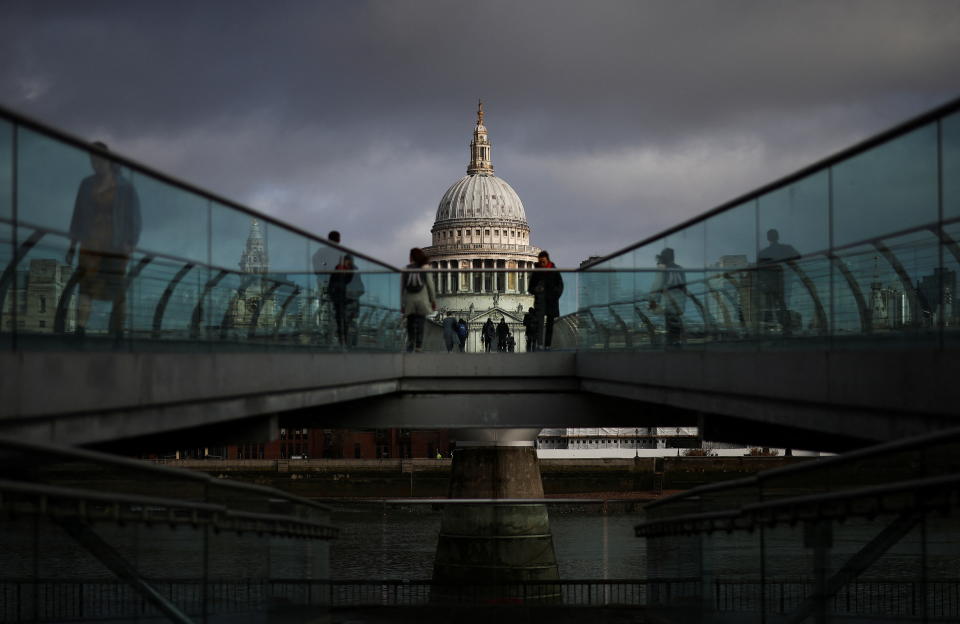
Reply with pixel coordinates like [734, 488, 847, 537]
[329, 502, 646, 580]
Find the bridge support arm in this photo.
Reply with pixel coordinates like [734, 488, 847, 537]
[54, 517, 196, 624]
[785, 510, 922, 624]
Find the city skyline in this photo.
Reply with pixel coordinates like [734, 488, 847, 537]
[2, 1, 959, 267]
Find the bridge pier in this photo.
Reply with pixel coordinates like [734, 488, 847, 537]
[432, 428, 560, 604]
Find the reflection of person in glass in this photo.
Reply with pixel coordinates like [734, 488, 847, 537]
[327, 253, 364, 348]
[648, 248, 686, 347]
[65, 142, 142, 335]
[312, 230, 342, 340]
[757, 229, 800, 335]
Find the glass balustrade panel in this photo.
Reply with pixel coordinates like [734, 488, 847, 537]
[0, 121, 11, 348]
[758, 170, 831, 347]
[705, 200, 757, 348]
[942, 112, 960, 346]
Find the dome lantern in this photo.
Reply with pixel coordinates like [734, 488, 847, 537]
[467, 99, 494, 176]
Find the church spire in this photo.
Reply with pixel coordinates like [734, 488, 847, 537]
[467, 99, 494, 175]
[240, 219, 269, 274]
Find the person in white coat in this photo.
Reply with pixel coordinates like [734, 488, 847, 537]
[401, 247, 436, 352]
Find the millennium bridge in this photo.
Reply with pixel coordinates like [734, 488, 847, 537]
[1, 98, 959, 623]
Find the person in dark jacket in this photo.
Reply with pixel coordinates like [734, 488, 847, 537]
[522, 307, 539, 352]
[66, 142, 141, 336]
[496, 318, 509, 352]
[456, 318, 468, 352]
[482, 318, 496, 352]
[441, 311, 458, 352]
[527, 250, 563, 350]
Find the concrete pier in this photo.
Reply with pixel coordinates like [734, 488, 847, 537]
[432, 429, 560, 604]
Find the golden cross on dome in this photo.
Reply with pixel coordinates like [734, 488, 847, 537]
[477, 98, 484, 125]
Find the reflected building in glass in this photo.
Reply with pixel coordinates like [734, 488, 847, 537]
[228, 219, 279, 332]
[423, 102, 540, 350]
[1, 259, 75, 334]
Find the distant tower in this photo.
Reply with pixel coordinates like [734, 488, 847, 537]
[234, 219, 274, 330]
[240, 219, 269, 274]
[423, 100, 540, 351]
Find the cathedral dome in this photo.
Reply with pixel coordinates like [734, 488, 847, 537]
[435, 174, 527, 224]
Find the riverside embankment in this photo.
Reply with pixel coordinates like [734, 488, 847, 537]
[162, 456, 812, 499]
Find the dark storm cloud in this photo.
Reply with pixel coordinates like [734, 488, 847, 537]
[2, 0, 959, 266]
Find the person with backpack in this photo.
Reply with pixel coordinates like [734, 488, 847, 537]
[401, 248, 435, 352]
[648, 247, 687, 347]
[328, 253, 364, 348]
[456, 318, 468, 352]
[482, 318, 496, 352]
[528, 250, 564, 350]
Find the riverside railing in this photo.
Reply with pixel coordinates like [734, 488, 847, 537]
[4, 577, 956, 621]
[635, 426, 960, 623]
[0, 435, 337, 623]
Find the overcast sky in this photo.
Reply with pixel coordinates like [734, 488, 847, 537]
[2, 0, 959, 268]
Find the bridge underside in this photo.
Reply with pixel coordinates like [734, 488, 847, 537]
[2, 351, 956, 452]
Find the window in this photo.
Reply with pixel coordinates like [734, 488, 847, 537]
[354, 443, 362, 459]
[494, 230, 499, 236]
[38, 320, 45, 328]
[485, 230, 490, 236]
[476, 229, 480, 236]
[38, 296, 46, 313]
[457, 230, 462, 237]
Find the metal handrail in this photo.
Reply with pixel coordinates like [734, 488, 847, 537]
[645, 425, 960, 511]
[0, 477, 339, 538]
[636, 472, 960, 537]
[0, 434, 331, 512]
[0, 104, 400, 272]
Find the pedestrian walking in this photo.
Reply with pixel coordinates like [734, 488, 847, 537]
[441, 311, 458, 353]
[482, 318, 496, 352]
[522, 307, 539, 352]
[528, 250, 563, 350]
[456, 318, 468, 352]
[401, 248, 436, 352]
[496, 318, 509, 352]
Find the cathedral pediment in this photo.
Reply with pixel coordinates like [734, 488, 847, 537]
[466, 306, 523, 324]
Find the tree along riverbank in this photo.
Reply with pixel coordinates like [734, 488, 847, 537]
[159, 456, 814, 499]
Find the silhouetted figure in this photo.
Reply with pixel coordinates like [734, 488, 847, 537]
[522, 306, 539, 352]
[528, 250, 563, 350]
[442, 311, 457, 353]
[456, 318, 468, 352]
[401, 248, 436, 352]
[328, 253, 364, 348]
[507, 333, 516, 352]
[648, 248, 686, 347]
[757, 229, 800, 335]
[312, 230, 342, 343]
[496, 318, 509, 352]
[66, 142, 141, 336]
[482, 318, 495, 352]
